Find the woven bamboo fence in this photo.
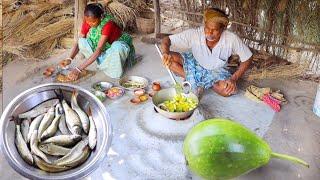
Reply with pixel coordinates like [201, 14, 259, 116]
[160, 0, 320, 79]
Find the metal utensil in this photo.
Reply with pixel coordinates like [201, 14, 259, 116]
[154, 44, 192, 94]
[152, 87, 199, 120]
[51, 66, 72, 82]
[92, 81, 113, 92]
[0, 83, 112, 180]
[119, 76, 148, 91]
[154, 44, 177, 84]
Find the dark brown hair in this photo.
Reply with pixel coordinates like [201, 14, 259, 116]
[84, 3, 105, 18]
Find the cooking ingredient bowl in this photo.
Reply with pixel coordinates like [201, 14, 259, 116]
[152, 88, 199, 120]
[92, 81, 113, 92]
[119, 76, 148, 91]
[106, 87, 125, 99]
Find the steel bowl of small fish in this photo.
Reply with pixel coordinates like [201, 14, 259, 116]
[119, 76, 148, 91]
[0, 83, 112, 180]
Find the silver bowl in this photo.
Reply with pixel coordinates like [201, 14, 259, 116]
[119, 76, 148, 91]
[92, 90, 107, 102]
[152, 88, 199, 120]
[92, 81, 113, 92]
[0, 83, 112, 180]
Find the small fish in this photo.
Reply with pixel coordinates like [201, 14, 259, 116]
[21, 118, 30, 142]
[71, 90, 90, 134]
[54, 138, 89, 166]
[33, 155, 70, 173]
[42, 135, 82, 147]
[27, 114, 45, 143]
[41, 104, 62, 140]
[58, 112, 70, 135]
[18, 99, 59, 119]
[15, 124, 33, 165]
[39, 143, 71, 156]
[87, 107, 97, 150]
[30, 130, 51, 163]
[62, 99, 82, 135]
[38, 107, 55, 141]
[60, 146, 91, 167]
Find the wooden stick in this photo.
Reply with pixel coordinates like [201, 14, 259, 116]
[74, 0, 87, 41]
[153, 0, 161, 38]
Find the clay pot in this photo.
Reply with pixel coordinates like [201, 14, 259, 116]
[46, 67, 55, 73]
[152, 82, 161, 91]
[130, 97, 141, 104]
[43, 71, 52, 77]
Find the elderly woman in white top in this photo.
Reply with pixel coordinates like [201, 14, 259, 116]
[161, 8, 252, 97]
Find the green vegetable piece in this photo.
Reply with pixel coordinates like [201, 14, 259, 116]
[162, 93, 197, 112]
[183, 118, 309, 180]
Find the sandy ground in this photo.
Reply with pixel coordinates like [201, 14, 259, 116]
[1, 39, 320, 179]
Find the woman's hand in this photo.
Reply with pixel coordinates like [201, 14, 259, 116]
[162, 53, 173, 68]
[67, 69, 80, 81]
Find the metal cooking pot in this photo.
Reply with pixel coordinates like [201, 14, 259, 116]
[152, 87, 199, 120]
[0, 83, 112, 180]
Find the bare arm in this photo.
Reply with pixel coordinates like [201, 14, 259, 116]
[68, 33, 86, 59]
[230, 57, 252, 81]
[77, 35, 108, 71]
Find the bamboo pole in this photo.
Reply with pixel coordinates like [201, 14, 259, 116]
[153, 0, 161, 38]
[74, 0, 87, 41]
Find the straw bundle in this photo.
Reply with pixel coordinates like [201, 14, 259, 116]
[22, 18, 73, 46]
[53, 5, 73, 17]
[59, 37, 74, 49]
[246, 63, 307, 81]
[27, 39, 59, 58]
[105, 0, 137, 29]
[3, 45, 27, 58]
[2, 1, 73, 59]
[19, 13, 57, 37]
